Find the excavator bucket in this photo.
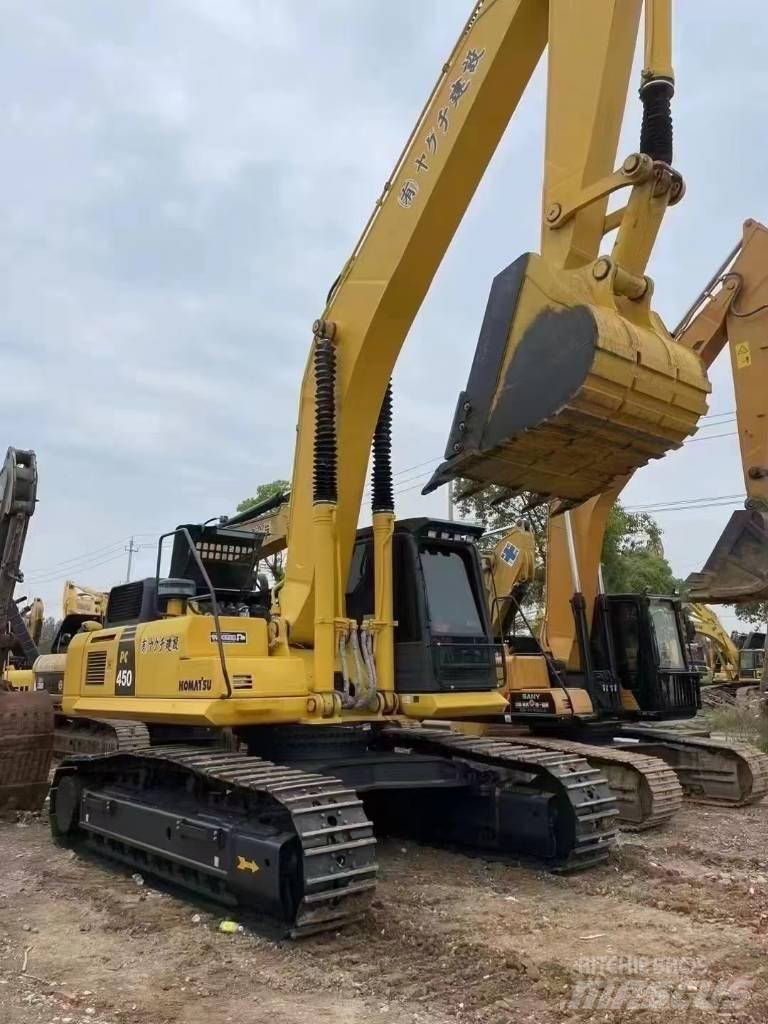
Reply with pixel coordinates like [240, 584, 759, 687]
[424, 253, 710, 505]
[0, 689, 53, 811]
[686, 509, 768, 603]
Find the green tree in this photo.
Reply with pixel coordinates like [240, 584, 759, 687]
[454, 481, 681, 600]
[454, 484, 547, 608]
[237, 479, 290, 514]
[601, 504, 682, 594]
[236, 479, 290, 582]
[735, 601, 768, 628]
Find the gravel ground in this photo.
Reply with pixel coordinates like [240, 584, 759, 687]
[2, 800, 768, 1024]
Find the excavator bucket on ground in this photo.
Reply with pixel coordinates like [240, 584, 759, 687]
[686, 509, 768, 603]
[423, 253, 710, 506]
[0, 690, 53, 811]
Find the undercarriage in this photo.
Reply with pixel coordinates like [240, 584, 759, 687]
[454, 721, 768, 830]
[50, 724, 618, 937]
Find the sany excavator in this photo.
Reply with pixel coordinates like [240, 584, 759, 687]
[433, 221, 768, 826]
[0, 447, 53, 810]
[49, 1, 758, 935]
[473, 517, 768, 826]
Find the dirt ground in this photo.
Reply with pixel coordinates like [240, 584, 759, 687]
[2, 800, 768, 1024]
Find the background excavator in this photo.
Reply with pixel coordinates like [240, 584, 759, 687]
[4, 576, 147, 755]
[686, 603, 740, 682]
[42, 0, 764, 937]
[0, 447, 53, 811]
[436, 223, 768, 829]
[686, 603, 768, 704]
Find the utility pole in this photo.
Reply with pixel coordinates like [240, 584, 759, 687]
[125, 537, 139, 583]
[448, 481, 454, 522]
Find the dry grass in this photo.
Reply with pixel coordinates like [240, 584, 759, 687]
[702, 698, 768, 752]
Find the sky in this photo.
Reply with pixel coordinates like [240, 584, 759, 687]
[2, 1, 767, 631]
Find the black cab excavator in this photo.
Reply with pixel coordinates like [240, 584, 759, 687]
[45, 1, 763, 935]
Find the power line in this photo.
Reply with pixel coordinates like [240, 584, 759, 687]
[686, 430, 737, 443]
[24, 551, 129, 587]
[625, 491, 744, 511]
[22, 530, 161, 577]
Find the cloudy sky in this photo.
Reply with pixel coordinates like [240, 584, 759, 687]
[3, 1, 767, 630]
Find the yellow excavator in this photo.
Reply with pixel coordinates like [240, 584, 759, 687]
[4, 577, 148, 756]
[686, 603, 740, 683]
[437, 223, 768, 828]
[47, 1, 762, 935]
[686, 603, 768, 704]
[29, 581, 110, 700]
[0, 447, 53, 811]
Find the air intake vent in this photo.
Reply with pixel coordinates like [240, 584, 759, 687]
[106, 581, 147, 625]
[232, 675, 253, 690]
[85, 650, 108, 686]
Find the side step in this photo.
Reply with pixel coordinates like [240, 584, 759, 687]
[381, 726, 618, 870]
[50, 746, 377, 938]
[620, 727, 768, 806]
[461, 727, 683, 831]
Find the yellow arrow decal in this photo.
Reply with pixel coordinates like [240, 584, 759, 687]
[236, 855, 259, 874]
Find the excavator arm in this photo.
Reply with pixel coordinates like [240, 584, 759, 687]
[0, 447, 38, 675]
[62, 581, 108, 619]
[279, 0, 710, 707]
[686, 602, 740, 681]
[480, 524, 537, 637]
[677, 219, 768, 602]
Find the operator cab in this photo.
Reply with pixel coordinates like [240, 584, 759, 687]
[347, 518, 500, 695]
[591, 594, 701, 719]
[506, 592, 701, 726]
[737, 631, 766, 680]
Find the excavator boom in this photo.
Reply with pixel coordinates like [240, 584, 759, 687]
[686, 603, 740, 682]
[282, 0, 710, 652]
[0, 447, 37, 666]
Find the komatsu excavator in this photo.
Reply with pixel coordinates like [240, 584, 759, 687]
[50, 1, 753, 935]
[0, 447, 53, 810]
[686, 603, 740, 683]
[436, 220, 768, 827]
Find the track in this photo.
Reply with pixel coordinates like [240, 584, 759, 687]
[460, 727, 683, 831]
[381, 726, 618, 869]
[48, 729, 618, 937]
[54, 716, 150, 757]
[621, 726, 768, 807]
[50, 746, 378, 938]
